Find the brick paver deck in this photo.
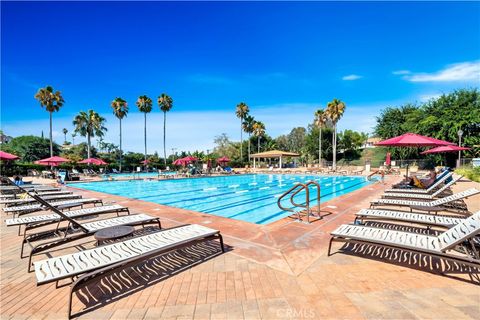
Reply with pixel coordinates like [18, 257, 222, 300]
[1, 175, 479, 319]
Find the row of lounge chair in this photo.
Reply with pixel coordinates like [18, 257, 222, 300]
[1, 178, 224, 318]
[328, 171, 480, 270]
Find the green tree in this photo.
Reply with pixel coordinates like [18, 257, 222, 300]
[34, 86, 65, 157]
[325, 98, 346, 170]
[252, 121, 266, 153]
[242, 114, 255, 162]
[73, 110, 107, 159]
[111, 97, 128, 171]
[136, 95, 153, 164]
[235, 102, 249, 161]
[158, 93, 173, 166]
[287, 127, 306, 154]
[314, 109, 327, 166]
[1, 135, 60, 162]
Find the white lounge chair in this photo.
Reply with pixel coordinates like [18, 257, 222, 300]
[354, 208, 468, 228]
[385, 171, 452, 194]
[2, 198, 103, 216]
[0, 194, 82, 206]
[382, 175, 462, 200]
[0, 190, 73, 199]
[328, 211, 480, 268]
[370, 188, 480, 212]
[34, 224, 224, 319]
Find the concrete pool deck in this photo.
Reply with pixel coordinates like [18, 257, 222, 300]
[1, 175, 479, 319]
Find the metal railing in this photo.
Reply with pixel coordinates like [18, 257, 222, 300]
[277, 180, 321, 224]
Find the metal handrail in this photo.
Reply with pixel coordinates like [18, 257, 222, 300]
[277, 180, 322, 224]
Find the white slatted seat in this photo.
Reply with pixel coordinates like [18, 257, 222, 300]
[1, 194, 82, 206]
[385, 171, 452, 194]
[371, 188, 479, 209]
[329, 212, 480, 266]
[5, 205, 127, 226]
[383, 176, 461, 200]
[355, 209, 464, 227]
[34, 224, 222, 284]
[81, 214, 155, 232]
[3, 198, 102, 213]
[0, 190, 73, 199]
[1, 185, 59, 192]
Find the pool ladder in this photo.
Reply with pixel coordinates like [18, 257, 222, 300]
[277, 180, 321, 224]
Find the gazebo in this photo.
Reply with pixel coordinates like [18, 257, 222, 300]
[250, 150, 300, 169]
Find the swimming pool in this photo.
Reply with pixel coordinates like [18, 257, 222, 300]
[74, 174, 375, 225]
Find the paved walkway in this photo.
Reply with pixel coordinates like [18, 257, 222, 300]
[1, 175, 479, 319]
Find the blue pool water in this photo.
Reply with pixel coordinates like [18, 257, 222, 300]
[74, 174, 375, 225]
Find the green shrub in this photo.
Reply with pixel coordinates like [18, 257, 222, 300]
[455, 166, 480, 183]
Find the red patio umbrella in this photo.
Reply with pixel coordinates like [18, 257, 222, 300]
[375, 133, 455, 178]
[37, 156, 69, 166]
[79, 158, 108, 165]
[420, 145, 471, 154]
[141, 159, 150, 165]
[375, 133, 455, 147]
[182, 156, 198, 163]
[0, 151, 20, 161]
[173, 158, 187, 166]
[217, 156, 231, 163]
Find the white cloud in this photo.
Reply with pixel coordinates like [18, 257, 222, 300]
[342, 74, 362, 81]
[402, 61, 480, 82]
[392, 70, 411, 75]
[418, 93, 442, 102]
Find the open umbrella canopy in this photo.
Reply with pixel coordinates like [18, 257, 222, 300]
[375, 133, 455, 147]
[141, 159, 150, 165]
[217, 156, 231, 163]
[37, 156, 69, 166]
[0, 151, 20, 161]
[173, 158, 188, 166]
[182, 156, 198, 162]
[79, 158, 108, 165]
[421, 145, 471, 154]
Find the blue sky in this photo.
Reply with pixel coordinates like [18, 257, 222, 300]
[1, 1, 479, 153]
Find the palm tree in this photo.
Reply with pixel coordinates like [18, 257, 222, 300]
[235, 102, 250, 161]
[157, 93, 173, 166]
[136, 95, 153, 164]
[325, 99, 346, 170]
[314, 109, 327, 167]
[72, 110, 107, 159]
[34, 86, 65, 157]
[111, 97, 128, 172]
[62, 128, 68, 144]
[71, 132, 77, 145]
[252, 121, 266, 153]
[242, 114, 255, 162]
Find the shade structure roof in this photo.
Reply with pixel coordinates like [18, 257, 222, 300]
[79, 158, 107, 165]
[421, 145, 471, 154]
[250, 150, 300, 158]
[0, 151, 20, 161]
[182, 156, 198, 162]
[37, 156, 69, 166]
[217, 156, 231, 163]
[375, 133, 455, 147]
[173, 158, 188, 166]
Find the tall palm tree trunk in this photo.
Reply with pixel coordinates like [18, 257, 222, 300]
[257, 136, 261, 153]
[49, 112, 53, 157]
[144, 112, 147, 164]
[240, 118, 243, 161]
[119, 119, 122, 172]
[248, 134, 251, 162]
[332, 124, 337, 170]
[163, 111, 167, 166]
[318, 128, 322, 167]
[87, 133, 91, 159]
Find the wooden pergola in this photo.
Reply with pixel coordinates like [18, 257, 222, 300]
[250, 150, 300, 168]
